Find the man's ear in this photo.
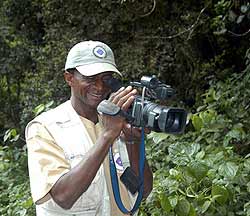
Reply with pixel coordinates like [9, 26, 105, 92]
[64, 71, 74, 87]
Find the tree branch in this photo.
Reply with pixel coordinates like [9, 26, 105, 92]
[227, 28, 250, 37]
[139, 0, 156, 18]
[135, 6, 208, 40]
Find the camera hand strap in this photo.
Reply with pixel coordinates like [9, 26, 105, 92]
[109, 129, 145, 215]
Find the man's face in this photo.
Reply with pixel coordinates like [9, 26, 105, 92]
[67, 70, 113, 109]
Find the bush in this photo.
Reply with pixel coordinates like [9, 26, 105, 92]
[139, 68, 250, 215]
[0, 145, 35, 215]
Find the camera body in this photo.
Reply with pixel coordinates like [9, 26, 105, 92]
[102, 75, 187, 134]
[130, 96, 187, 134]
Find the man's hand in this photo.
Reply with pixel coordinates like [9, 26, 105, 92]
[121, 123, 151, 144]
[100, 86, 137, 139]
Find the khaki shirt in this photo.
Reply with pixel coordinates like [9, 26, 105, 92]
[26, 107, 135, 215]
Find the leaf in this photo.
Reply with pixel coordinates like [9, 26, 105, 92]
[212, 185, 229, 205]
[203, 88, 218, 103]
[195, 150, 205, 160]
[187, 161, 208, 181]
[228, 10, 237, 22]
[159, 193, 172, 212]
[169, 143, 201, 166]
[188, 204, 197, 216]
[223, 125, 245, 146]
[244, 158, 250, 170]
[199, 109, 216, 125]
[45, 100, 54, 109]
[240, 5, 248, 13]
[22, 197, 33, 208]
[169, 168, 180, 177]
[244, 201, 250, 216]
[3, 129, 19, 143]
[201, 200, 211, 213]
[175, 198, 190, 216]
[18, 209, 27, 216]
[11, 134, 20, 142]
[191, 114, 203, 131]
[247, 182, 250, 193]
[168, 195, 178, 208]
[213, 28, 227, 35]
[188, 143, 201, 156]
[3, 129, 11, 142]
[218, 162, 238, 178]
[236, 15, 245, 24]
[168, 143, 190, 165]
[33, 104, 45, 116]
[151, 132, 170, 144]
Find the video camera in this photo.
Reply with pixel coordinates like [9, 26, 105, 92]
[98, 75, 187, 134]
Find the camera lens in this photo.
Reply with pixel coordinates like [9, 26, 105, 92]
[139, 101, 186, 133]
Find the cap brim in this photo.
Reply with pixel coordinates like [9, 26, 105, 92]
[76, 63, 122, 77]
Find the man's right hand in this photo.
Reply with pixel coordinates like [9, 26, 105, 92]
[100, 86, 137, 140]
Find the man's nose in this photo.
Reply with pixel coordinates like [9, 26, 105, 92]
[94, 77, 106, 90]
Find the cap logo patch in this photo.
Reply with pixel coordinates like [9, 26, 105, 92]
[93, 46, 107, 58]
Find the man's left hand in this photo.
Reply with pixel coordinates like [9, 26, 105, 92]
[121, 123, 151, 144]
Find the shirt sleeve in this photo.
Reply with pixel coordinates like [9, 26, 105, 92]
[26, 122, 70, 204]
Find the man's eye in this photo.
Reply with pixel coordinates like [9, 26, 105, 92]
[85, 77, 96, 82]
[102, 77, 112, 82]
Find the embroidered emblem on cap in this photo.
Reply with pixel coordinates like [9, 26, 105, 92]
[93, 46, 107, 58]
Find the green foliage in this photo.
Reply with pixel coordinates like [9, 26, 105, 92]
[212, 0, 250, 35]
[140, 68, 250, 215]
[0, 145, 35, 215]
[3, 128, 20, 143]
[33, 100, 54, 116]
[1, 0, 249, 130]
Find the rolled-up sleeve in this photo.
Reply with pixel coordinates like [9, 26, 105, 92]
[26, 122, 70, 204]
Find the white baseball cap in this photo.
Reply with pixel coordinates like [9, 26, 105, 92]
[64, 40, 122, 77]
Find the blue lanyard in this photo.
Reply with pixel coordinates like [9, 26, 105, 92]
[109, 129, 145, 215]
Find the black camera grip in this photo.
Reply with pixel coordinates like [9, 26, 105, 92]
[97, 100, 134, 122]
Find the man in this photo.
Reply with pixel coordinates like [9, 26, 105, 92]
[26, 40, 153, 215]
